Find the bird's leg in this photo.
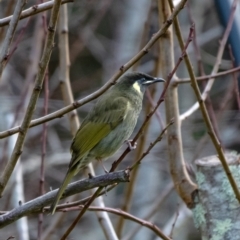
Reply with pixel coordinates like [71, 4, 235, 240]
[97, 158, 109, 173]
[125, 139, 137, 150]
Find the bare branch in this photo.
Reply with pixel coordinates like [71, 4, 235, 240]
[85, 206, 172, 240]
[176, 66, 240, 84]
[0, 170, 130, 228]
[0, 0, 27, 81]
[0, 0, 73, 27]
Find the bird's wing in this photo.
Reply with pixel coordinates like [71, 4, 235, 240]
[70, 96, 130, 168]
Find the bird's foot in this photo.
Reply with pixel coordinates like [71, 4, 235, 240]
[125, 139, 137, 150]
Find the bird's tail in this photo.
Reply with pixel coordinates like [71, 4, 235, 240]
[50, 169, 75, 215]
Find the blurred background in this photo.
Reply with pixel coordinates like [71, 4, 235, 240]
[0, 0, 239, 239]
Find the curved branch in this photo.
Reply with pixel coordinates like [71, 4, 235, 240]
[86, 206, 172, 240]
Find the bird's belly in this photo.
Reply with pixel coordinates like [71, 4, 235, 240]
[90, 118, 137, 160]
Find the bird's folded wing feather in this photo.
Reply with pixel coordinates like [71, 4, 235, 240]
[69, 96, 130, 168]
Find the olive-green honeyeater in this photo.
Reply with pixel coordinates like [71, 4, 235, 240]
[50, 72, 165, 214]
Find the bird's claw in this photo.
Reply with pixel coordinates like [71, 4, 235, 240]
[125, 139, 137, 150]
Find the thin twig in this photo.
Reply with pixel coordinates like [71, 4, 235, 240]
[37, 8, 49, 239]
[0, 0, 15, 41]
[52, 184, 118, 211]
[176, 66, 240, 83]
[37, 73, 49, 240]
[6, 16, 31, 65]
[60, 187, 103, 240]
[82, 206, 172, 240]
[228, 45, 240, 109]
[169, 204, 179, 238]
[0, 0, 73, 27]
[58, 4, 79, 135]
[0, 0, 27, 81]
[123, 182, 174, 240]
[129, 120, 174, 171]
[186, 2, 221, 143]
[179, 0, 237, 121]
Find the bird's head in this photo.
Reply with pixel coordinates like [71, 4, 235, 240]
[116, 72, 165, 96]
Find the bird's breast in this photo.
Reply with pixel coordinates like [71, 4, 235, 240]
[90, 104, 140, 160]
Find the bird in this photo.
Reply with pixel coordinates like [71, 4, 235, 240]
[50, 72, 165, 214]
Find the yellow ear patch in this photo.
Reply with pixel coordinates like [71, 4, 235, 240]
[133, 82, 141, 93]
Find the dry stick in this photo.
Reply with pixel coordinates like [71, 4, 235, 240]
[186, 2, 221, 143]
[0, 0, 63, 196]
[146, 90, 165, 129]
[60, 2, 188, 238]
[89, 165, 119, 240]
[6, 16, 31, 65]
[169, 204, 180, 238]
[0, 16, 33, 169]
[64, 208, 160, 240]
[38, 73, 49, 240]
[58, 4, 79, 135]
[0, 0, 186, 140]
[159, 0, 197, 209]
[0, 0, 73, 27]
[169, 1, 237, 164]
[228, 45, 240, 109]
[123, 182, 174, 240]
[37, 9, 49, 240]
[83, 206, 172, 240]
[70, 0, 112, 63]
[190, 64, 239, 164]
[0, 0, 27, 81]
[52, 184, 118, 211]
[0, 0, 15, 41]
[177, 66, 240, 83]
[60, 186, 103, 240]
[179, 0, 237, 122]
[129, 120, 173, 171]
[174, 7, 240, 202]
[131, 0, 154, 72]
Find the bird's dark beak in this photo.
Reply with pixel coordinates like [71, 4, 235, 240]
[142, 77, 165, 86]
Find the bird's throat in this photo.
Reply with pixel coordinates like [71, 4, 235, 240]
[133, 82, 141, 94]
